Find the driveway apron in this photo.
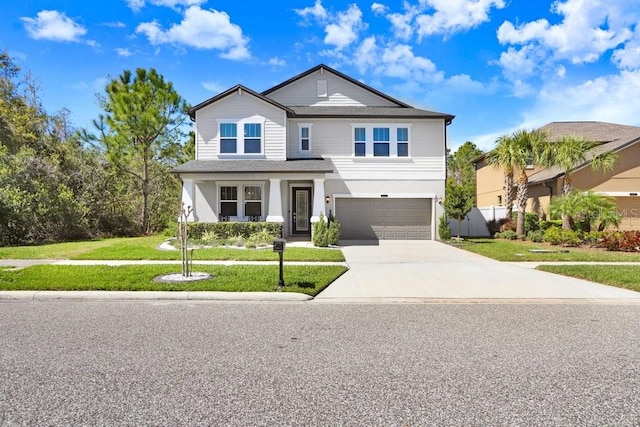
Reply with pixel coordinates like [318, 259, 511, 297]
[314, 240, 640, 301]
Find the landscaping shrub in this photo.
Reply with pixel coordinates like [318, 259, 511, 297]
[543, 227, 562, 245]
[188, 222, 281, 240]
[601, 231, 640, 252]
[540, 220, 563, 231]
[527, 230, 544, 242]
[326, 221, 341, 246]
[582, 231, 604, 247]
[524, 213, 540, 233]
[500, 219, 516, 232]
[313, 213, 329, 247]
[495, 230, 517, 240]
[544, 228, 581, 246]
[438, 214, 452, 240]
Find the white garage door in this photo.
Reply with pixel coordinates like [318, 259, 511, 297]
[336, 198, 432, 240]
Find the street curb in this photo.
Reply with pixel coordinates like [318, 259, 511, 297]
[0, 291, 313, 302]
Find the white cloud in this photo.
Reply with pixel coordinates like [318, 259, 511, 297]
[127, 0, 205, 12]
[324, 4, 364, 50]
[354, 36, 444, 83]
[267, 57, 286, 66]
[371, 3, 388, 15]
[116, 48, 133, 57]
[415, 0, 506, 38]
[21, 10, 87, 43]
[526, 70, 640, 127]
[295, 0, 328, 22]
[295, 1, 365, 50]
[136, 6, 250, 60]
[612, 31, 640, 70]
[497, 1, 635, 66]
[201, 81, 225, 94]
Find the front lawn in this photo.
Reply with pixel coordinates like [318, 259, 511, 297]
[0, 264, 348, 296]
[453, 238, 640, 262]
[0, 236, 345, 262]
[537, 265, 640, 293]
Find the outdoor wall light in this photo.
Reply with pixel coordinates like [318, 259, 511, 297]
[325, 196, 330, 204]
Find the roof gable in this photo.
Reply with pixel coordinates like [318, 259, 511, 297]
[187, 85, 291, 120]
[261, 64, 411, 108]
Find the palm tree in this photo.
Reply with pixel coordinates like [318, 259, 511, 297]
[540, 134, 617, 229]
[487, 129, 546, 236]
[511, 129, 547, 236]
[485, 135, 519, 221]
[549, 191, 619, 232]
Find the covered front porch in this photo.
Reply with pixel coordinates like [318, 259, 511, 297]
[173, 159, 334, 238]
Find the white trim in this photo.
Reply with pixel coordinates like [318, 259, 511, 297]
[297, 123, 312, 153]
[216, 116, 266, 155]
[216, 181, 265, 221]
[351, 123, 412, 158]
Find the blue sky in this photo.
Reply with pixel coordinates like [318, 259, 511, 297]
[2, 0, 640, 151]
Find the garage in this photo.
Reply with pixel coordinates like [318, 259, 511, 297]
[335, 198, 432, 240]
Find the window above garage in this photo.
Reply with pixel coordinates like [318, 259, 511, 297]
[352, 124, 411, 158]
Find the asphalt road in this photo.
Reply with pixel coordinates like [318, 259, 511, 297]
[1, 301, 639, 426]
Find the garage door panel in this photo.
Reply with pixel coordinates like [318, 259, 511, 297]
[337, 198, 432, 240]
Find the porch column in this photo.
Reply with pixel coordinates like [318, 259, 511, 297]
[180, 179, 196, 221]
[310, 178, 326, 224]
[266, 178, 284, 223]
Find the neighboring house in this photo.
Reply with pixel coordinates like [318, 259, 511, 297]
[475, 121, 640, 230]
[173, 64, 454, 240]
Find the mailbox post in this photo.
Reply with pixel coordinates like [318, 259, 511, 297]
[273, 238, 286, 287]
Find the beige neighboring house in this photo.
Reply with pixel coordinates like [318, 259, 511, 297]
[173, 64, 454, 240]
[475, 121, 640, 230]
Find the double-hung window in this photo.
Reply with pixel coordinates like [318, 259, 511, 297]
[299, 125, 311, 152]
[244, 123, 261, 154]
[219, 120, 263, 155]
[220, 186, 238, 219]
[219, 184, 263, 221]
[373, 127, 390, 156]
[244, 186, 262, 219]
[397, 127, 409, 157]
[352, 124, 411, 157]
[354, 127, 366, 157]
[220, 123, 237, 154]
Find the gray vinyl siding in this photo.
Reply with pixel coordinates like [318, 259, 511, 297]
[195, 91, 286, 161]
[267, 70, 398, 107]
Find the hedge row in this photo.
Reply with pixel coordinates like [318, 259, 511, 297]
[187, 222, 282, 240]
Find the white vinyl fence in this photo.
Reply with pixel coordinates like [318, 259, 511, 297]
[447, 206, 507, 237]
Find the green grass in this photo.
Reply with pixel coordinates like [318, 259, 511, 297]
[0, 236, 345, 262]
[537, 265, 640, 293]
[452, 238, 640, 262]
[0, 264, 348, 296]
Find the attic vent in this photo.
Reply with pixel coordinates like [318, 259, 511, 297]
[317, 80, 327, 98]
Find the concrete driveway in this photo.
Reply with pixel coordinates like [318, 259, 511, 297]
[314, 240, 640, 302]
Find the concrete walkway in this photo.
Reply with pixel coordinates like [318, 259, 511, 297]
[313, 240, 640, 303]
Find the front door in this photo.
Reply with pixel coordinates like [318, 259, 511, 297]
[292, 187, 312, 235]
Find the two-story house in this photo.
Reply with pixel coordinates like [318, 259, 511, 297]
[173, 64, 454, 240]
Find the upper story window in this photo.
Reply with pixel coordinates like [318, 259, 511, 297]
[218, 119, 263, 155]
[352, 124, 411, 158]
[244, 123, 261, 154]
[354, 127, 366, 157]
[220, 123, 237, 154]
[298, 124, 312, 152]
[397, 127, 409, 157]
[373, 127, 390, 157]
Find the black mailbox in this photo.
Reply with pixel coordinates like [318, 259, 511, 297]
[273, 238, 286, 253]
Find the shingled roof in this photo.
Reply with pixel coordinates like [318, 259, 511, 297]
[528, 121, 640, 184]
[173, 158, 334, 174]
